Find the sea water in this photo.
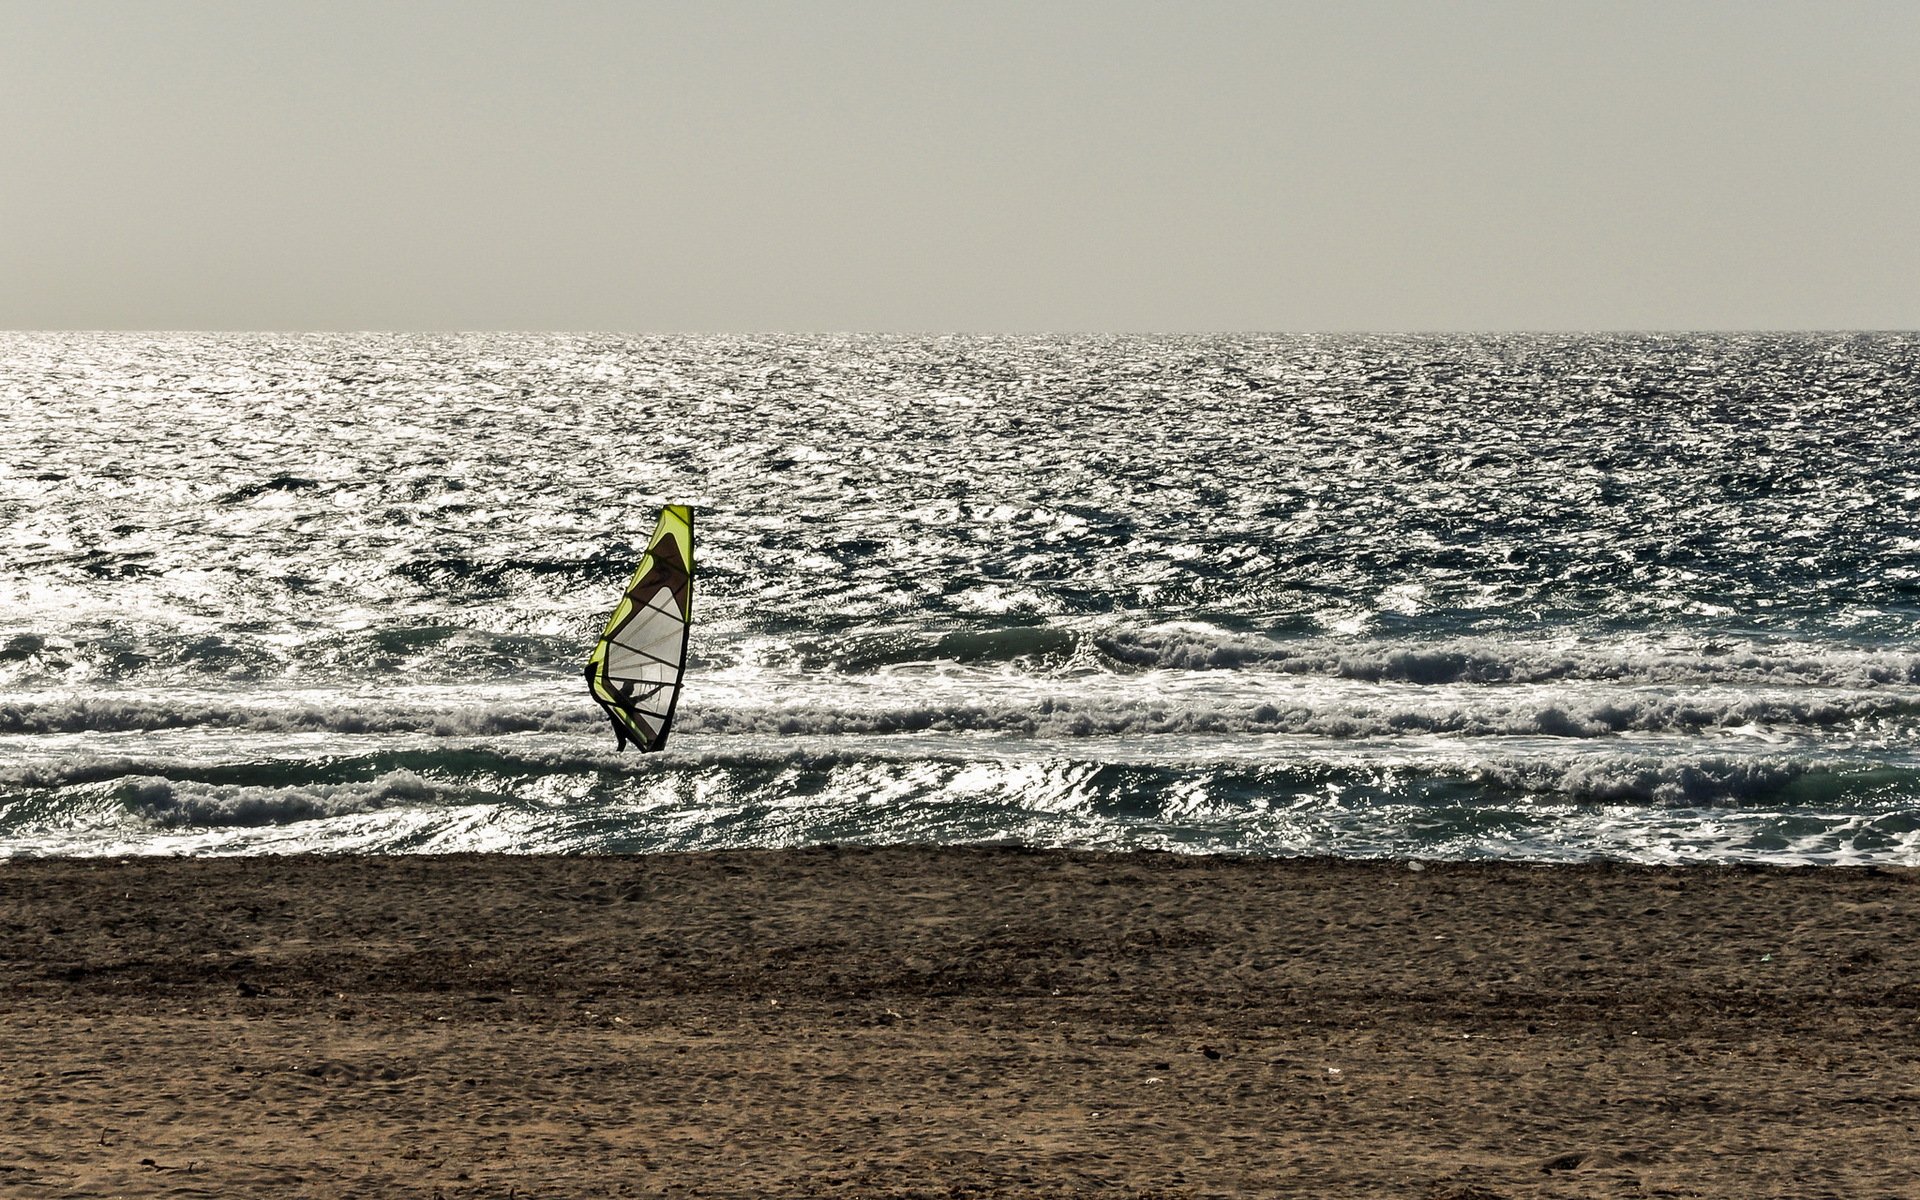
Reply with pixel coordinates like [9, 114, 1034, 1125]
[4, 332, 1918, 862]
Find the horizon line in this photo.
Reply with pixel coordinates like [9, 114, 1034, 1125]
[7, 327, 1918, 338]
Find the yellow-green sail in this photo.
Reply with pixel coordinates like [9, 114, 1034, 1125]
[585, 505, 693, 752]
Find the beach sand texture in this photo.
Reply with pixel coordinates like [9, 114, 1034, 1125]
[2, 849, 1916, 1198]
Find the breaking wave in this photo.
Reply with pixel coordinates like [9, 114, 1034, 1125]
[7, 684, 1919, 741]
[118, 769, 440, 826]
[12, 620, 1920, 695]
[7, 742, 1919, 814]
[5, 743, 1918, 864]
[1086, 629, 1920, 688]
[0, 695, 591, 736]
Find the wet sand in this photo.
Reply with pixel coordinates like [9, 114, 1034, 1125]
[2, 848, 1917, 1198]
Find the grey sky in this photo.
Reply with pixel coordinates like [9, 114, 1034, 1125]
[3, 0, 1915, 331]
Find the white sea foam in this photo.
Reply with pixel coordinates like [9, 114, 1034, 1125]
[117, 769, 439, 826]
[4, 667, 1918, 746]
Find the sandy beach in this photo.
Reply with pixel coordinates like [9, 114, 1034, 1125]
[2, 848, 1916, 1198]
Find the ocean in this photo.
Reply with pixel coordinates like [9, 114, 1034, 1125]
[3, 331, 1918, 862]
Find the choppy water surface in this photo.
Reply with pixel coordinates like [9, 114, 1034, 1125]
[4, 332, 1919, 861]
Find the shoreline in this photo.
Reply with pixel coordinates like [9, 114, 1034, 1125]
[4, 848, 1917, 1198]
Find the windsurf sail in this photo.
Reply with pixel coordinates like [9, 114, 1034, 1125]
[586, 505, 693, 752]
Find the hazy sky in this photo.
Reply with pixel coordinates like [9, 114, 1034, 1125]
[3, 0, 1915, 331]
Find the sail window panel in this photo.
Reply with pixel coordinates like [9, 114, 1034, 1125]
[606, 631, 684, 673]
[636, 593, 685, 623]
[605, 665, 676, 696]
[609, 619, 685, 658]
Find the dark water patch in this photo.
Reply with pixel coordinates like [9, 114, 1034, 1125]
[1, 634, 50, 662]
[786, 623, 1080, 672]
[295, 625, 580, 677]
[218, 475, 321, 504]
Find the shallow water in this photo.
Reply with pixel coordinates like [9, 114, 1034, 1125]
[4, 331, 1919, 860]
